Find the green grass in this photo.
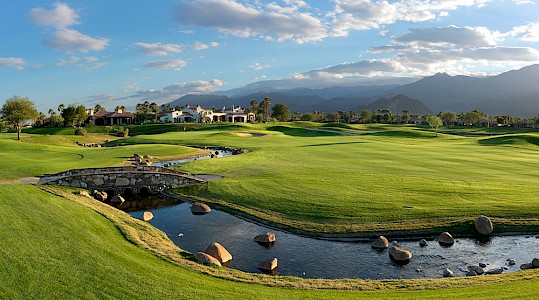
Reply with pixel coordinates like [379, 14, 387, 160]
[2, 184, 539, 299]
[0, 133, 201, 180]
[3, 125, 539, 298]
[109, 123, 539, 233]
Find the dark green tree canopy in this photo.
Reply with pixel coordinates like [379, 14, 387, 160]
[271, 103, 291, 122]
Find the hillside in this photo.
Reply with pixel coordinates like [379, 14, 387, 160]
[365, 94, 432, 115]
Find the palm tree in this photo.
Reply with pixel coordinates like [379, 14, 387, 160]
[150, 102, 159, 123]
[57, 104, 64, 114]
[94, 104, 105, 112]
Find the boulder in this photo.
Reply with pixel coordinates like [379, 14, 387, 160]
[194, 252, 221, 267]
[388, 246, 413, 264]
[204, 242, 232, 264]
[143, 211, 153, 222]
[143, 160, 152, 166]
[520, 263, 534, 270]
[93, 190, 107, 201]
[532, 258, 539, 268]
[467, 265, 484, 275]
[254, 232, 276, 244]
[465, 271, 478, 276]
[419, 239, 428, 247]
[110, 194, 125, 204]
[371, 236, 389, 250]
[79, 190, 91, 198]
[257, 258, 278, 271]
[479, 262, 487, 268]
[485, 268, 504, 275]
[443, 268, 454, 277]
[134, 153, 141, 160]
[115, 177, 130, 186]
[143, 155, 154, 162]
[438, 232, 455, 246]
[508, 259, 516, 266]
[475, 215, 494, 235]
[191, 202, 211, 215]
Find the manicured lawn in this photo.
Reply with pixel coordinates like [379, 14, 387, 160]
[0, 133, 202, 180]
[110, 123, 539, 233]
[1, 184, 539, 299]
[2, 125, 539, 298]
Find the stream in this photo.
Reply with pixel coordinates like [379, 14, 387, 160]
[119, 148, 536, 279]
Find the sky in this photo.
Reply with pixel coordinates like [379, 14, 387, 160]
[1, 0, 539, 112]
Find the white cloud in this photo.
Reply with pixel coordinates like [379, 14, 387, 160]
[142, 60, 188, 70]
[393, 25, 500, 49]
[249, 62, 270, 70]
[173, 0, 327, 43]
[56, 55, 107, 69]
[121, 83, 140, 93]
[135, 41, 220, 56]
[0, 57, 27, 71]
[507, 22, 539, 41]
[30, 3, 109, 53]
[135, 42, 185, 56]
[45, 29, 109, 53]
[330, 0, 491, 36]
[28, 2, 79, 29]
[255, 75, 268, 80]
[128, 79, 223, 102]
[514, 0, 535, 4]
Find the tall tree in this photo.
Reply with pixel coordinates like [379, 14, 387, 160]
[463, 110, 482, 126]
[150, 102, 159, 123]
[427, 115, 443, 137]
[359, 109, 373, 123]
[440, 111, 457, 126]
[271, 103, 291, 122]
[94, 104, 105, 112]
[261, 97, 272, 122]
[73, 105, 88, 128]
[0, 96, 38, 140]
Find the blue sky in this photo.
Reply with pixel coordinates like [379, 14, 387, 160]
[1, 0, 539, 112]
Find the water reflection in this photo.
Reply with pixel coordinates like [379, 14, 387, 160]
[121, 198, 537, 279]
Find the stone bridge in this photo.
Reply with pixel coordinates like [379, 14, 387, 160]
[38, 166, 204, 196]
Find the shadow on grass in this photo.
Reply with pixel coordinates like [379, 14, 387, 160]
[267, 126, 339, 137]
[299, 141, 365, 147]
[478, 134, 539, 147]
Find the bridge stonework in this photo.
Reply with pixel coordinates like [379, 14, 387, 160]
[38, 166, 204, 195]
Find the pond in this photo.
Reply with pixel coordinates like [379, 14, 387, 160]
[126, 199, 535, 279]
[121, 147, 535, 279]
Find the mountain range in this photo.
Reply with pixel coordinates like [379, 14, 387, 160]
[169, 64, 539, 118]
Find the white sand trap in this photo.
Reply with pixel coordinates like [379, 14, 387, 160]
[234, 132, 267, 137]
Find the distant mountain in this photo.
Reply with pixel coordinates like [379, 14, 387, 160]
[364, 94, 432, 115]
[170, 64, 539, 117]
[384, 64, 539, 117]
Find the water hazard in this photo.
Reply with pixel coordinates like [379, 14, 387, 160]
[121, 148, 535, 279]
[126, 200, 536, 279]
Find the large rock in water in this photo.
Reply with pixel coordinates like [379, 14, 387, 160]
[532, 258, 539, 268]
[254, 232, 276, 244]
[110, 194, 125, 204]
[438, 232, 455, 246]
[195, 252, 221, 266]
[204, 242, 232, 264]
[371, 236, 389, 250]
[388, 246, 413, 264]
[475, 215, 493, 235]
[467, 265, 484, 275]
[93, 190, 107, 201]
[191, 202, 211, 215]
[257, 258, 278, 271]
[143, 211, 153, 222]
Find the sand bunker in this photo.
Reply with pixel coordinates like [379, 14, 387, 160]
[234, 132, 267, 137]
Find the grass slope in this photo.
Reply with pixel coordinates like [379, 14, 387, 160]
[1, 184, 539, 299]
[112, 123, 539, 234]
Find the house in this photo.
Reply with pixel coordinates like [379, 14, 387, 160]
[156, 105, 255, 124]
[88, 108, 134, 126]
